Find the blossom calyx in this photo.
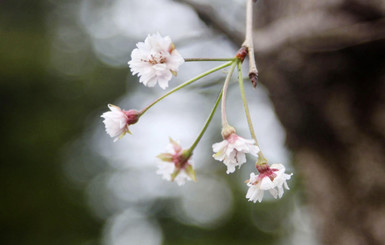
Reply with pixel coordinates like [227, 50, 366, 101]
[221, 125, 236, 139]
[101, 104, 140, 142]
[123, 109, 140, 125]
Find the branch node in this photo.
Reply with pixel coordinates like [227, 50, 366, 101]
[235, 46, 248, 62]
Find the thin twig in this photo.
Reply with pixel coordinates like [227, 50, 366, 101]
[242, 0, 258, 88]
[179, 0, 385, 55]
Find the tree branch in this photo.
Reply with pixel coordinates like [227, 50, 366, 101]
[176, 0, 385, 55]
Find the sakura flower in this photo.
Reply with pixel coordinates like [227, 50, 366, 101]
[156, 138, 196, 186]
[212, 132, 260, 174]
[270, 163, 293, 198]
[246, 163, 293, 203]
[101, 104, 140, 142]
[128, 33, 184, 89]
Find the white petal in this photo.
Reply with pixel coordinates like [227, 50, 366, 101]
[235, 152, 247, 165]
[246, 185, 264, 203]
[260, 177, 275, 190]
[276, 185, 284, 198]
[269, 188, 279, 199]
[225, 163, 236, 174]
[156, 161, 174, 181]
[212, 140, 227, 152]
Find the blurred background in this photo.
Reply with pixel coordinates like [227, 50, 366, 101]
[1, 0, 384, 245]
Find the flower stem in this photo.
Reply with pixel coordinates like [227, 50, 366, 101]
[185, 58, 236, 62]
[221, 62, 237, 128]
[188, 90, 223, 153]
[139, 61, 233, 116]
[237, 61, 267, 163]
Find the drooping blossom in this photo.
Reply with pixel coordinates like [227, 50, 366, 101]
[156, 138, 196, 186]
[212, 129, 260, 174]
[246, 163, 293, 203]
[101, 104, 140, 142]
[128, 33, 184, 89]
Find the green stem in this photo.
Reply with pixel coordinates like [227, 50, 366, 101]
[185, 58, 236, 62]
[237, 61, 267, 163]
[139, 61, 233, 115]
[221, 62, 237, 127]
[188, 90, 223, 153]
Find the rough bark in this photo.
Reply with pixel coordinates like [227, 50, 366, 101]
[178, 0, 385, 244]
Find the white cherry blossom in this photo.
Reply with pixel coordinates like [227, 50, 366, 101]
[128, 33, 184, 89]
[101, 104, 139, 142]
[156, 139, 195, 186]
[212, 133, 260, 174]
[246, 163, 293, 203]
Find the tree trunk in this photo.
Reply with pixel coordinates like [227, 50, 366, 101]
[180, 0, 385, 244]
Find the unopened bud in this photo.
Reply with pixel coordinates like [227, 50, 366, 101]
[235, 46, 248, 63]
[249, 72, 258, 88]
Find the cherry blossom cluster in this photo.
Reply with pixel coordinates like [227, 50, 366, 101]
[101, 33, 293, 203]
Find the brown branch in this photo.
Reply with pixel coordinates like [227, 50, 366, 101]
[176, 0, 385, 55]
